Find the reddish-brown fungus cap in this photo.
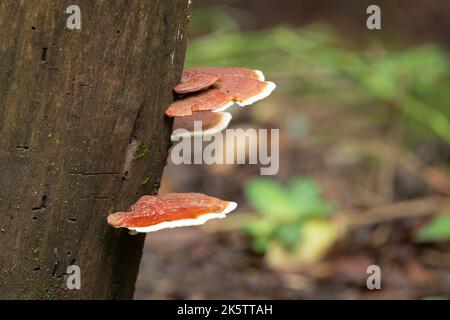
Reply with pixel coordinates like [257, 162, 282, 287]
[166, 88, 232, 117]
[107, 193, 237, 233]
[165, 67, 276, 117]
[174, 70, 220, 94]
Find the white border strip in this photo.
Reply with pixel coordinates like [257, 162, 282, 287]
[254, 70, 266, 81]
[212, 101, 235, 113]
[237, 81, 276, 107]
[171, 112, 232, 141]
[128, 201, 238, 233]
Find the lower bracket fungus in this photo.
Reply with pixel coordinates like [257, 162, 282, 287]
[172, 111, 232, 140]
[107, 193, 237, 234]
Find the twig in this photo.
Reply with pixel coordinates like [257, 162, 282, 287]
[335, 196, 450, 231]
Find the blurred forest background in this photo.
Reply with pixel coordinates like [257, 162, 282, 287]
[135, 0, 450, 299]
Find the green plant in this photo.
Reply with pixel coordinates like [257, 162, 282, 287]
[416, 213, 450, 243]
[244, 177, 337, 266]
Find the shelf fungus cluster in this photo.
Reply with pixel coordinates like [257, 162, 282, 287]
[166, 67, 276, 140]
[107, 67, 276, 234]
[107, 193, 237, 234]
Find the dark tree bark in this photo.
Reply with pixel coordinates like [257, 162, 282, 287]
[0, 0, 190, 299]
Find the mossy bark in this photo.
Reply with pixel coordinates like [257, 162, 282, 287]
[0, 0, 190, 299]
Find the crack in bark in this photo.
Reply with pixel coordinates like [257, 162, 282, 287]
[32, 195, 48, 211]
[69, 172, 119, 176]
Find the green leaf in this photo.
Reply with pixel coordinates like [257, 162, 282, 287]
[275, 225, 302, 250]
[416, 214, 450, 242]
[289, 177, 335, 218]
[244, 176, 336, 254]
[251, 237, 270, 254]
[301, 202, 335, 219]
[403, 97, 450, 144]
[245, 220, 274, 239]
[289, 177, 320, 203]
[245, 178, 298, 218]
[360, 60, 398, 99]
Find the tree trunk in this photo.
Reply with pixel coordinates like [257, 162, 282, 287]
[0, 0, 190, 299]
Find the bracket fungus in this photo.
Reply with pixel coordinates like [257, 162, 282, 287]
[174, 69, 220, 94]
[172, 111, 232, 140]
[107, 193, 237, 234]
[166, 67, 276, 139]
